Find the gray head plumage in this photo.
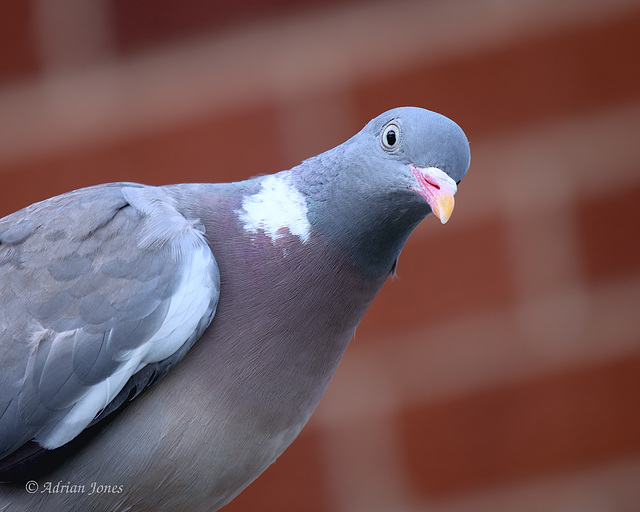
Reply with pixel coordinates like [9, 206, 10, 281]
[292, 106, 470, 277]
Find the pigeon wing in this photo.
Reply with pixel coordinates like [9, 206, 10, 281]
[0, 183, 220, 459]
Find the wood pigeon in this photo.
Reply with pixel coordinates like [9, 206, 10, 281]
[0, 107, 470, 511]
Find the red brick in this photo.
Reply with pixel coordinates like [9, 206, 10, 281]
[352, 9, 640, 141]
[358, 216, 516, 339]
[399, 353, 640, 497]
[0, 2, 40, 81]
[576, 182, 640, 283]
[223, 430, 331, 512]
[0, 104, 284, 217]
[110, 0, 358, 54]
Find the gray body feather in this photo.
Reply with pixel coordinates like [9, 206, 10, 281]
[0, 107, 470, 511]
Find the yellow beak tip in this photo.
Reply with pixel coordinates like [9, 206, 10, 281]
[433, 194, 455, 224]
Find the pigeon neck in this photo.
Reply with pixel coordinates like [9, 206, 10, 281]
[292, 153, 428, 280]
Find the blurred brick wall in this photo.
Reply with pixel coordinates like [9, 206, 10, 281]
[1, 0, 639, 510]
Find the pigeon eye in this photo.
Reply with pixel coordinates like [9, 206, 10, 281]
[381, 123, 400, 150]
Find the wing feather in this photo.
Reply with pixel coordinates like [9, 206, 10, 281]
[0, 183, 220, 458]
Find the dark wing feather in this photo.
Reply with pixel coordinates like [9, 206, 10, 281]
[0, 183, 219, 462]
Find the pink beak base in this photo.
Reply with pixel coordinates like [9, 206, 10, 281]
[410, 165, 457, 224]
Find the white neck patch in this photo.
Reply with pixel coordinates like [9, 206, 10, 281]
[238, 173, 311, 244]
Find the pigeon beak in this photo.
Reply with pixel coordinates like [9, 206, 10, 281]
[410, 165, 458, 224]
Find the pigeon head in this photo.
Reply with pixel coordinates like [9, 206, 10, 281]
[294, 106, 470, 278]
[346, 106, 470, 223]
